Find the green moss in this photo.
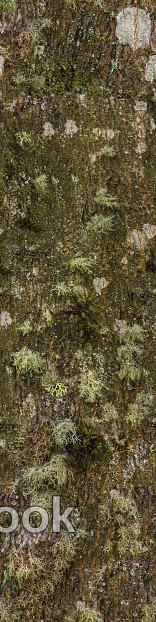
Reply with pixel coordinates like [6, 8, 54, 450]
[52, 419, 78, 448]
[86, 214, 113, 234]
[13, 347, 41, 375]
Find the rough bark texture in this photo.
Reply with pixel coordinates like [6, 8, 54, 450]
[0, 1, 155, 621]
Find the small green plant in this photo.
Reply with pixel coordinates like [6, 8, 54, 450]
[79, 370, 106, 403]
[13, 347, 41, 375]
[99, 146, 116, 157]
[70, 257, 95, 274]
[95, 187, 118, 209]
[125, 391, 152, 427]
[35, 174, 48, 195]
[54, 282, 71, 297]
[141, 599, 156, 622]
[20, 320, 32, 335]
[86, 214, 113, 234]
[12, 71, 26, 86]
[79, 608, 103, 622]
[52, 419, 78, 448]
[0, 0, 17, 13]
[16, 131, 32, 147]
[23, 454, 67, 494]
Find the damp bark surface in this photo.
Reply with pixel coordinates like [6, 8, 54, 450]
[0, 1, 155, 621]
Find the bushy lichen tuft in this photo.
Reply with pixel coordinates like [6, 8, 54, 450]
[79, 370, 106, 403]
[95, 187, 118, 209]
[13, 347, 41, 375]
[70, 257, 95, 274]
[79, 608, 103, 622]
[86, 214, 113, 234]
[52, 419, 78, 448]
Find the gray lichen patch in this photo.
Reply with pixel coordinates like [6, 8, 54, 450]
[127, 224, 156, 249]
[0, 311, 12, 327]
[43, 122, 55, 138]
[115, 7, 151, 50]
[145, 55, 156, 82]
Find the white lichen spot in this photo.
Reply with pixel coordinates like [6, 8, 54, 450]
[106, 128, 114, 140]
[43, 122, 55, 138]
[115, 319, 127, 331]
[134, 100, 147, 113]
[150, 117, 155, 132]
[93, 277, 109, 295]
[0, 56, 4, 78]
[89, 153, 97, 163]
[0, 311, 12, 327]
[145, 55, 156, 82]
[115, 7, 151, 50]
[121, 256, 128, 266]
[64, 119, 78, 136]
[136, 141, 146, 154]
[77, 93, 86, 106]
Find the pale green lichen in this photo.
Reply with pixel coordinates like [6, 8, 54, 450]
[20, 320, 32, 335]
[13, 347, 41, 375]
[52, 419, 78, 448]
[86, 214, 113, 234]
[125, 391, 152, 427]
[23, 455, 67, 494]
[79, 608, 103, 622]
[79, 370, 106, 403]
[141, 599, 156, 622]
[42, 375, 67, 397]
[0, 0, 17, 13]
[70, 257, 95, 274]
[95, 187, 118, 209]
[35, 174, 48, 195]
[99, 146, 116, 157]
[16, 131, 32, 147]
[118, 324, 145, 383]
